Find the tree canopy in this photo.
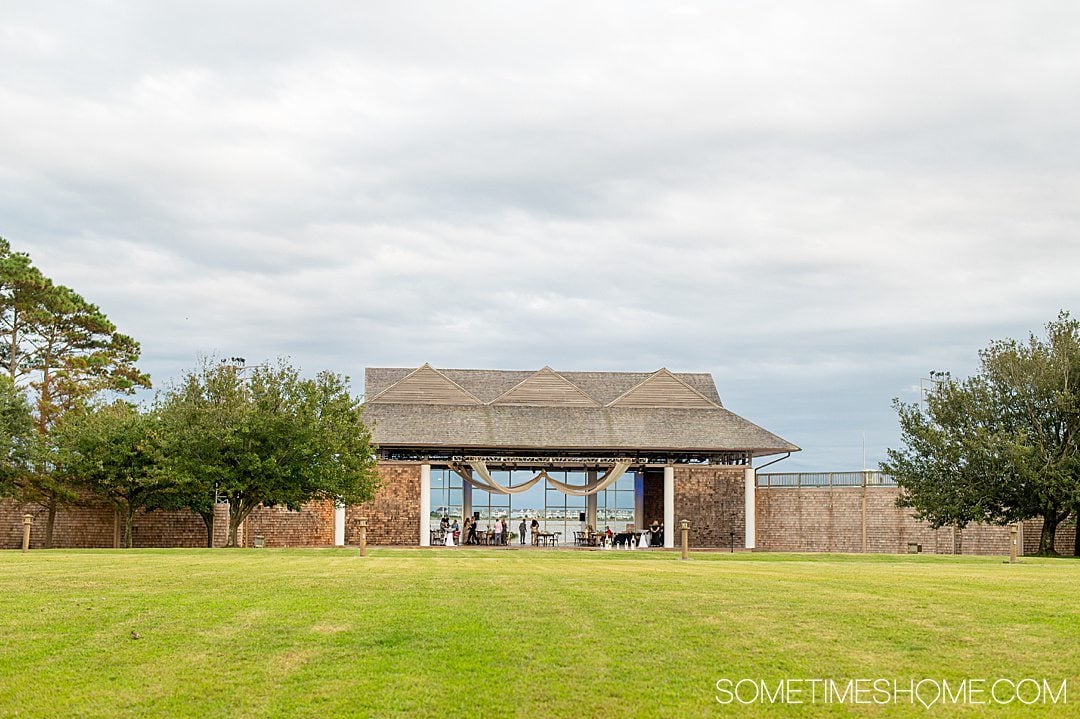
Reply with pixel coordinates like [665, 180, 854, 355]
[0, 375, 35, 498]
[54, 401, 171, 548]
[0, 238, 151, 545]
[882, 312, 1080, 555]
[159, 360, 380, 546]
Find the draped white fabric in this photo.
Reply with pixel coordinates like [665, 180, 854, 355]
[449, 461, 632, 497]
[542, 462, 631, 496]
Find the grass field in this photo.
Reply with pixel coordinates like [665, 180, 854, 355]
[1, 549, 1078, 718]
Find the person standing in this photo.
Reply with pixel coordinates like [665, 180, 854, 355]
[493, 516, 504, 545]
[530, 517, 540, 546]
[519, 517, 527, 545]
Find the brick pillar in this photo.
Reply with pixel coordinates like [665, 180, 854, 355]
[212, 503, 230, 548]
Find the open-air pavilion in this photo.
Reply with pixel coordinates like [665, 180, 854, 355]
[361, 364, 799, 548]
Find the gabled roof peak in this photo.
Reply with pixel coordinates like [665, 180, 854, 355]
[490, 366, 600, 407]
[367, 364, 482, 405]
[607, 368, 719, 409]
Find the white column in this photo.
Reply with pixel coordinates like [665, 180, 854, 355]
[462, 481, 473, 523]
[333, 501, 345, 546]
[744, 466, 756, 550]
[420, 463, 431, 547]
[633, 471, 645, 530]
[663, 466, 675, 548]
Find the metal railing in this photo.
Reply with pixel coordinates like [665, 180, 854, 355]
[756, 470, 897, 488]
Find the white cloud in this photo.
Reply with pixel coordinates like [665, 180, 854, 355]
[3, 1, 1080, 471]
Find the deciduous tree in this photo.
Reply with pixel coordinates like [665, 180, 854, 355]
[55, 401, 171, 548]
[159, 360, 379, 547]
[883, 312, 1080, 555]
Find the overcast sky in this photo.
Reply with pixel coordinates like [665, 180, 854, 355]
[3, 2, 1079, 471]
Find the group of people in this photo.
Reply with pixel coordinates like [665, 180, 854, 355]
[453, 515, 513, 545]
[436, 515, 664, 548]
[439, 515, 544, 546]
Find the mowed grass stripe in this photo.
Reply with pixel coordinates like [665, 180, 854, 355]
[0, 549, 1077, 718]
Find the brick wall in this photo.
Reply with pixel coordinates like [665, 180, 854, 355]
[1, 497, 115, 549]
[1, 496, 214, 549]
[1021, 516, 1077, 556]
[756, 486, 1018, 555]
[674, 466, 746, 549]
[345, 462, 420, 546]
[242, 500, 335, 548]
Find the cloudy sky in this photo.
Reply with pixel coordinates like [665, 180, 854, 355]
[3, 2, 1079, 471]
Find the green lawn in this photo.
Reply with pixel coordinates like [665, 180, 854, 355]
[0, 549, 1077, 718]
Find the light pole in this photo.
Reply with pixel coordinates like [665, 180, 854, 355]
[920, 370, 951, 410]
[222, 357, 267, 376]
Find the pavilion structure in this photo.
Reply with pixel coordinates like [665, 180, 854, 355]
[358, 364, 799, 548]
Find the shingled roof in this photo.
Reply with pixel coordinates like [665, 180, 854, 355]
[364, 365, 799, 458]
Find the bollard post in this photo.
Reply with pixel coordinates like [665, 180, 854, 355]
[357, 517, 367, 557]
[1009, 523, 1018, 564]
[22, 514, 33, 553]
[680, 519, 690, 560]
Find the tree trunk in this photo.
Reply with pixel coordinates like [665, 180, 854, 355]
[226, 499, 259, 548]
[6, 310, 18, 381]
[1073, 510, 1080, 558]
[197, 509, 214, 548]
[227, 515, 240, 547]
[45, 497, 56, 549]
[1038, 512, 1060, 556]
[227, 506, 246, 548]
[124, 507, 134, 549]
